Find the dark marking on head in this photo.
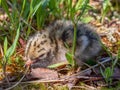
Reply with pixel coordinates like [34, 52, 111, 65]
[39, 53, 45, 58]
[34, 47, 36, 51]
[46, 50, 54, 60]
[40, 40, 47, 45]
[33, 41, 36, 46]
[38, 48, 45, 52]
[42, 34, 47, 38]
[47, 50, 51, 56]
[37, 44, 40, 48]
[54, 36, 58, 53]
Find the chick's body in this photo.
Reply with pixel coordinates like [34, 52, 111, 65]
[25, 20, 102, 68]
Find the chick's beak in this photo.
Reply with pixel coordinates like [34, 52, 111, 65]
[25, 58, 33, 66]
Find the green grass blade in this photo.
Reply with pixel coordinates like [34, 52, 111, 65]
[32, 1, 42, 17]
[78, 0, 89, 20]
[27, 0, 33, 21]
[48, 62, 67, 69]
[66, 52, 75, 67]
[6, 24, 20, 57]
[0, 0, 1, 5]
[20, 0, 26, 17]
[3, 37, 8, 55]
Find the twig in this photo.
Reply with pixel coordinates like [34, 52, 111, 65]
[82, 62, 97, 75]
[0, 57, 113, 89]
[21, 79, 66, 84]
[5, 66, 29, 90]
[0, 78, 67, 87]
[71, 85, 97, 90]
[97, 61, 105, 69]
[8, 57, 112, 83]
[20, 18, 37, 31]
[64, 57, 112, 80]
[14, 48, 24, 57]
[18, 76, 102, 84]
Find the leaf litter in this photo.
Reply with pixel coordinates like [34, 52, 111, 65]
[0, 0, 120, 90]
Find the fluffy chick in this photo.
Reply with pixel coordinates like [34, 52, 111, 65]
[25, 20, 102, 68]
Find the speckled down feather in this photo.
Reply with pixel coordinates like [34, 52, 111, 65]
[25, 20, 102, 68]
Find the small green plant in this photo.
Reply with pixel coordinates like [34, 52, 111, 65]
[100, 67, 113, 84]
[3, 25, 20, 65]
[101, 0, 113, 23]
[100, 48, 120, 84]
[65, 0, 91, 67]
[1, 24, 20, 85]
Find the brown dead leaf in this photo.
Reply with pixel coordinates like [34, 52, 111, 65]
[19, 38, 26, 48]
[30, 68, 58, 80]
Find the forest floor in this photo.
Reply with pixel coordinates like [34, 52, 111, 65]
[0, 0, 120, 90]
